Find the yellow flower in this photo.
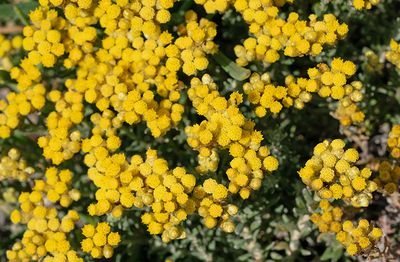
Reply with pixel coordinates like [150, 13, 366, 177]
[351, 176, 366, 191]
[107, 232, 121, 246]
[92, 233, 107, 247]
[346, 243, 359, 256]
[208, 204, 223, 218]
[263, 156, 279, 171]
[81, 238, 94, 252]
[10, 210, 21, 224]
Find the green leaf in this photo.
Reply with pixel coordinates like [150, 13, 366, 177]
[270, 252, 283, 260]
[213, 51, 251, 81]
[237, 253, 251, 261]
[0, 70, 11, 82]
[274, 241, 289, 251]
[0, 2, 37, 22]
[14, 5, 30, 25]
[300, 249, 312, 256]
[250, 219, 261, 231]
[321, 243, 343, 262]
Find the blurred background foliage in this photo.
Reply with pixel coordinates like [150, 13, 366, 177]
[1, 0, 400, 261]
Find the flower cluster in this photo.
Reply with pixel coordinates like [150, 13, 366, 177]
[298, 139, 377, 207]
[243, 72, 297, 115]
[195, 0, 296, 14]
[310, 59, 357, 100]
[243, 58, 364, 125]
[81, 222, 121, 259]
[9, 167, 80, 221]
[81, 107, 245, 242]
[175, 11, 218, 75]
[22, 8, 66, 68]
[336, 219, 383, 255]
[0, 82, 46, 138]
[353, 0, 381, 10]
[2, 0, 219, 142]
[3, 8, 63, 143]
[197, 148, 219, 173]
[186, 74, 279, 200]
[0, 148, 34, 182]
[304, 131, 400, 256]
[194, 0, 231, 13]
[234, 6, 348, 66]
[63, 9, 215, 141]
[332, 81, 365, 126]
[2, 16, 48, 137]
[82, 111, 198, 242]
[38, 90, 83, 165]
[310, 200, 343, 233]
[95, 0, 176, 34]
[7, 166, 81, 261]
[387, 124, 400, 158]
[373, 160, 400, 194]
[194, 178, 237, 232]
[82, 111, 131, 218]
[311, 199, 384, 256]
[2, 187, 18, 203]
[26, 0, 98, 69]
[0, 34, 22, 71]
[364, 50, 383, 74]
[136, 151, 197, 243]
[386, 39, 400, 69]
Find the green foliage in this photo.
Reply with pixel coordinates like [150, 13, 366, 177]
[0, 2, 37, 23]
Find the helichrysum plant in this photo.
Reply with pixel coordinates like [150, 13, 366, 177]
[1, 0, 400, 261]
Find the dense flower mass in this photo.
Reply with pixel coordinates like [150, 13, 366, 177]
[81, 222, 121, 259]
[298, 139, 377, 207]
[385, 39, 400, 68]
[310, 200, 343, 233]
[353, 0, 381, 10]
[387, 124, 400, 158]
[234, 12, 348, 66]
[386, 39, 400, 69]
[242, 59, 365, 125]
[0, 0, 397, 260]
[186, 74, 278, 199]
[336, 219, 383, 256]
[310, 199, 383, 256]
[7, 165, 82, 261]
[373, 160, 400, 195]
[0, 34, 22, 71]
[0, 148, 34, 181]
